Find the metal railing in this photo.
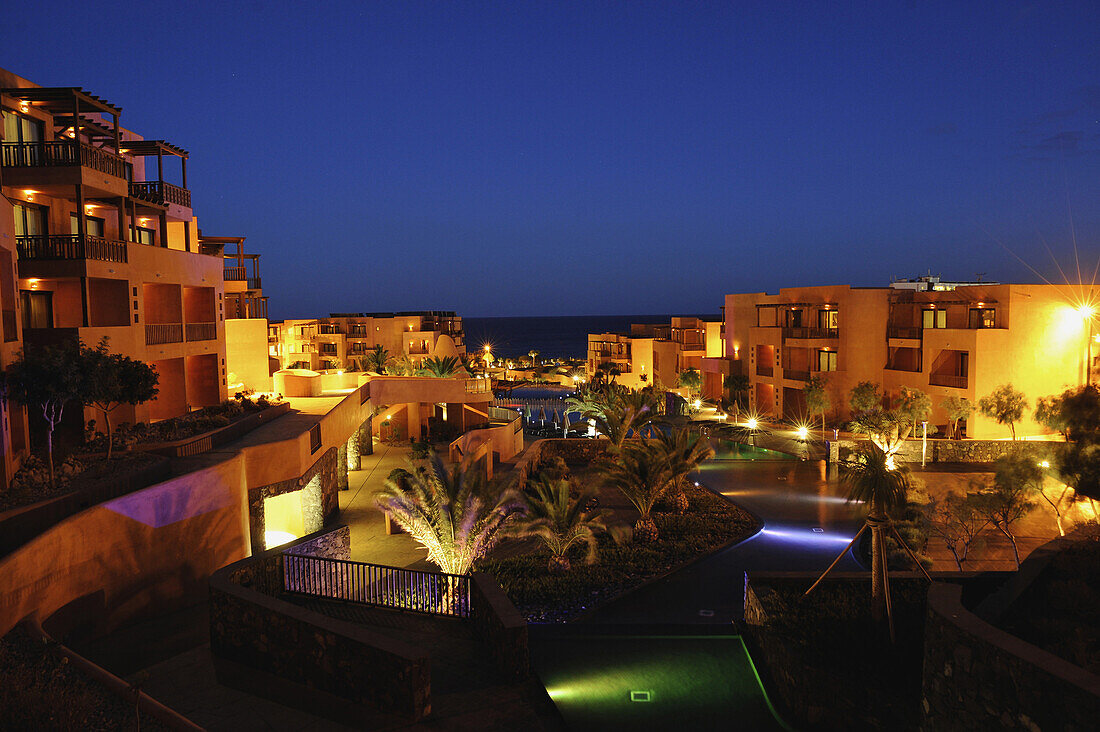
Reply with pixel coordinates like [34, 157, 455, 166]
[756, 364, 773, 377]
[129, 180, 192, 208]
[185, 322, 216, 341]
[282, 554, 471, 618]
[145, 323, 183, 345]
[309, 424, 322, 454]
[929, 373, 968, 389]
[1, 140, 126, 178]
[887, 326, 922, 339]
[224, 266, 246, 280]
[465, 378, 491, 393]
[784, 369, 810, 382]
[782, 326, 838, 339]
[16, 234, 128, 263]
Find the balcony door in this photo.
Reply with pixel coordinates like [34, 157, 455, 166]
[20, 290, 52, 329]
[71, 213, 104, 237]
[13, 203, 46, 237]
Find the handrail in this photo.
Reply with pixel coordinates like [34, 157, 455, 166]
[282, 553, 471, 618]
[465, 378, 492, 394]
[929, 373, 968, 388]
[224, 266, 247, 280]
[782, 326, 839, 339]
[1, 140, 125, 178]
[145, 323, 183, 345]
[16, 234, 127, 264]
[887, 326, 923, 339]
[784, 369, 810, 382]
[128, 180, 192, 208]
[185, 322, 216, 341]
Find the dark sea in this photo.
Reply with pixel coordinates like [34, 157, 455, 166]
[463, 314, 718, 360]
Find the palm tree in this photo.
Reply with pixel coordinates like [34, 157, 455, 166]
[418, 355, 467, 377]
[724, 374, 750, 418]
[804, 374, 831, 440]
[597, 441, 673, 543]
[375, 454, 524, 576]
[652, 427, 715, 513]
[363, 344, 389, 374]
[567, 386, 661, 453]
[515, 475, 605, 573]
[849, 409, 913, 466]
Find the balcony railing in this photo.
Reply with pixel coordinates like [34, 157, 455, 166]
[146, 323, 183, 345]
[929, 373, 968, 389]
[782, 326, 839, 339]
[224, 266, 246, 280]
[1, 140, 126, 178]
[465, 378, 492, 394]
[784, 369, 810, 382]
[185, 322, 216, 341]
[887, 326, 922, 339]
[129, 180, 192, 208]
[16, 234, 127, 263]
[756, 364, 774, 377]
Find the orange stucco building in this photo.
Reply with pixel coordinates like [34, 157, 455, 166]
[702, 282, 1098, 439]
[1, 68, 230, 453]
[587, 316, 722, 390]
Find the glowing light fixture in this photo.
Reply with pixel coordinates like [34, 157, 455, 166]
[796, 426, 808, 440]
[746, 418, 758, 430]
[264, 530, 297, 548]
[1078, 304, 1096, 319]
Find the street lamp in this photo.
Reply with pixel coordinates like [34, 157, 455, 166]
[921, 420, 928, 468]
[1082, 304, 1096, 385]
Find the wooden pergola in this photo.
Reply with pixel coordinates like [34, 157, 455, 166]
[2, 86, 123, 153]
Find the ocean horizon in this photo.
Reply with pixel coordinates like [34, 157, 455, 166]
[463, 314, 719, 360]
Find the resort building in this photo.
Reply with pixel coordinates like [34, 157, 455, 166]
[1, 68, 227, 433]
[586, 316, 723, 390]
[702, 281, 1097, 439]
[270, 311, 465, 372]
[207, 234, 273, 393]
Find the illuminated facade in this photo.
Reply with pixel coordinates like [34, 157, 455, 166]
[270, 312, 465, 372]
[702, 283, 1097, 438]
[587, 316, 723, 390]
[1, 68, 228, 436]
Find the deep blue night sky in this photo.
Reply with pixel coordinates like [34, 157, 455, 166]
[4, 1, 1098, 318]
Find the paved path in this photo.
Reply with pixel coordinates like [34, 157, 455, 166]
[582, 457, 866, 625]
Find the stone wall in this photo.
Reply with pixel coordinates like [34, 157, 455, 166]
[209, 551, 431, 721]
[246, 447, 339, 551]
[831, 438, 1054, 465]
[286, 525, 351, 560]
[470, 571, 529, 680]
[921, 582, 1100, 731]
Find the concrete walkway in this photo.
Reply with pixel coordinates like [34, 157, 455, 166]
[339, 440, 432, 569]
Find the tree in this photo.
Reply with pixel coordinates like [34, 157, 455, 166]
[375, 453, 523, 576]
[514, 475, 605, 573]
[417, 355, 466, 377]
[566, 386, 660, 453]
[827, 442, 913, 625]
[597, 440, 674, 543]
[996, 452, 1068, 536]
[849, 409, 913, 466]
[83, 339, 159, 460]
[8, 342, 85, 487]
[849, 381, 883, 416]
[978, 383, 1028, 440]
[528, 350, 539, 367]
[940, 395, 974, 439]
[363, 344, 389, 374]
[677, 368, 701, 396]
[1037, 385, 1100, 502]
[927, 490, 991, 571]
[652, 426, 715, 513]
[804, 375, 831, 439]
[725, 374, 750, 416]
[978, 466, 1037, 568]
[896, 387, 932, 433]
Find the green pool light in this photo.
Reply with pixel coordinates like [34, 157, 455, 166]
[630, 690, 652, 703]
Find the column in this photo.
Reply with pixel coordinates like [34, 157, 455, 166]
[337, 443, 349, 492]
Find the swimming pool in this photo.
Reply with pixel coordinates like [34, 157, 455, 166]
[531, 628, 789, 731]
[713, 440, 796, 461]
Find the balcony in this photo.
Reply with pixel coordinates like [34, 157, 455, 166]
[146, 323, 183, 345]
[784, 369, 810, 382]
[756, 364, 774, 377]
[129, 180, 192, 208]
[2, 140, 126, 179]
[17, 234, 127, 264]
[929, 373, 968, 389]
[782, 326, 838, 340]
[223, 266, 262, 290]
[887, 326, 922, 340]
[185, 322, 217, 342]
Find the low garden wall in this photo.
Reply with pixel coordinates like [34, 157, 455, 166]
[140, 402, 292, 458]
[209, 534, 431, 722]
[922, 581, 1100, 730]
[469, 571, 529, 679]
[830, 437, 1053, 465]
[506, 438, 611, 492]
[0, 457, 172, 556]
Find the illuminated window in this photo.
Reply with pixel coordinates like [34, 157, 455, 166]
[817, 350, 837, 372]
[818, 310, 838, 329]
[968, 308, 995, 329]
[922, 309, 946, 329]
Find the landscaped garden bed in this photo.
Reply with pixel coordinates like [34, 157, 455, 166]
[484, 480, 757, 623]
[0, 624, 166, 731]
[0, 451, 168, 514]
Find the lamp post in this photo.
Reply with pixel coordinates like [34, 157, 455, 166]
[921, 420, 928, 468]
[1080, 303, 1097, 386]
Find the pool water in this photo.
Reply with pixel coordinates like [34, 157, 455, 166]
[713, 440, 796, 461]
[531, 630, 789, 731]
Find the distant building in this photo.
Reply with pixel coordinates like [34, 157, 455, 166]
[270, 312, 465, 372]
[700, 282, 1096, 438]
[889, 274, 999, 292]
[586, 316, 723, 390]
[204, 234, 272, 393]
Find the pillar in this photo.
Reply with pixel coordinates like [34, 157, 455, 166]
[360, 419, 374, 456]
[337, 443, 349, 491]
[346, 430, 361, 472]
